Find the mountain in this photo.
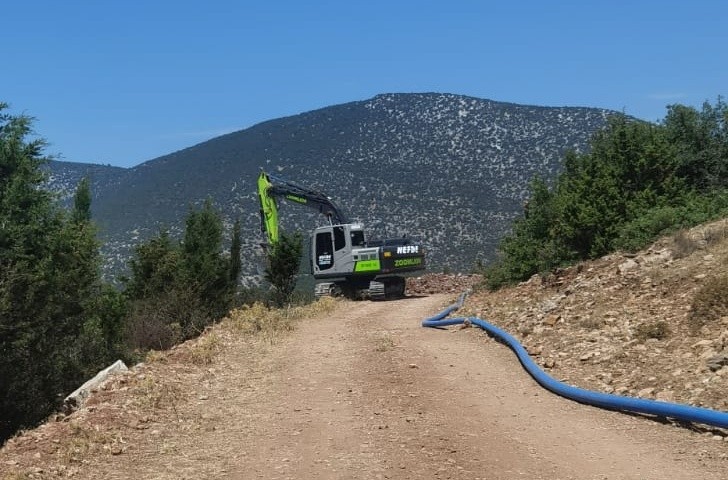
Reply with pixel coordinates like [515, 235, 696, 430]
[47, 93, 617, 279]
[45, 161, 127, 205]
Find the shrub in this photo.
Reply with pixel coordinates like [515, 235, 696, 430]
[614, 206, 681, 252]
[689, 275, 728, 333]
[634, 321, 671, 341]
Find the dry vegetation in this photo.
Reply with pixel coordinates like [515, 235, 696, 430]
[0, 297, 338, 479]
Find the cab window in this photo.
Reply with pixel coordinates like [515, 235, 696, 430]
[350, 230, 365, 247]
[333, 226, 346, 251]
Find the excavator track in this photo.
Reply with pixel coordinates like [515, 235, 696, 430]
[314, 282, 341, 299]
[368, 277, 406, 301]
[314, 277, 406, 301]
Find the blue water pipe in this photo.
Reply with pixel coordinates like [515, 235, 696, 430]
[422, 293, 728, 429]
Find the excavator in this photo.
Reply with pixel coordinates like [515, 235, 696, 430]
[257, 170, 426, 300]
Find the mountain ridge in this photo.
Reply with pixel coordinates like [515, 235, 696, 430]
[46, 93, 618, 279]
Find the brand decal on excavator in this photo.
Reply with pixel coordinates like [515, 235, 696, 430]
[394, 257, 422, 267]
[396, 245, 419, 254]
[286, 194, 307, 204]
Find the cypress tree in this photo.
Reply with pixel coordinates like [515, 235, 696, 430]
[72, 176, 92, 224]
[0, 105, 111, 441]
[265, 231, 303, 307]
[229, 217, 242, 287]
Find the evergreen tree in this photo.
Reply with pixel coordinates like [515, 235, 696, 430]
[664, 98, 728, 190]
[265, 231, 303, 307]
[550, 116, 680, 258]
[125, 230, 180, 299]
[180, 198, 231, 319]
[0, 105, 120, 442]
[229, 217, 242, 287]
[72, 176, 92, 224]
[123, 230, 184, 350]
[124, 200, 236, 347]
[486, 99, 728, 289]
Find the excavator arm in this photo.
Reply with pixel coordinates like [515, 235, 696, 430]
[257, 170, 349, 244]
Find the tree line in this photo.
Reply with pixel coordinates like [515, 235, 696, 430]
[484, 98, 728, 288]
[0, 104, 302, 443]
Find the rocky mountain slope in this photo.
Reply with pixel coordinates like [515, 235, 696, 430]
[46, 93, 615, 279]
[462, 217, 728, 419]
[45, 161, 126, 206]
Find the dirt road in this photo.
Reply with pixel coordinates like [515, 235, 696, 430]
[3, 294, 727, 479]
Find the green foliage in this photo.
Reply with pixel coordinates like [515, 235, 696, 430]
[229, 217, 242, 286]
[551, 116, 681, 258]
[664, 97, 728, 190]
[614, 189, 728, 252]
[0, 105, 127, 443]
[265, 231, 303, 307]
[72, 176, 92, 224]
[125, 230, 180, 299]
[486, 99, 728, 289]
[124, 200, 236, 350]
[484, 177, 571, 289]
[179, 199, 232, 320]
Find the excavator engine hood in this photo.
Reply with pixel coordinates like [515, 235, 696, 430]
[379, 242, 426, 274]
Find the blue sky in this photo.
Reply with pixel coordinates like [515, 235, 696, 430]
[2, 0, 726, 168]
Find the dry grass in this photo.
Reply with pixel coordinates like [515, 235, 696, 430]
[61, 421, 125, 461]
[702, 222, 728, 247]
[132, 376, 182, 413]
[144, 349, 168, 364]
[672, 220, 728, 259]
[190, 332, 221, 365]
[374, 333, 396, 352]
[226, 297, 338, 343]
[0, 297, 342, 480]
[1, 474, 27, 480]
[579, 317, 604, 331]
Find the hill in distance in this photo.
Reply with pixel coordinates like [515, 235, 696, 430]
[47, 93, 617, 279]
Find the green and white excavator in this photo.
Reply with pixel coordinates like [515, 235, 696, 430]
[257, 170, 426, 300]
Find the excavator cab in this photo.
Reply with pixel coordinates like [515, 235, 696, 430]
[312, 224, 368, 275]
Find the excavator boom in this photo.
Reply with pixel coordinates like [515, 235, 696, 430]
[258, 171, 349, 245]
[257, 171, 280, 244]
